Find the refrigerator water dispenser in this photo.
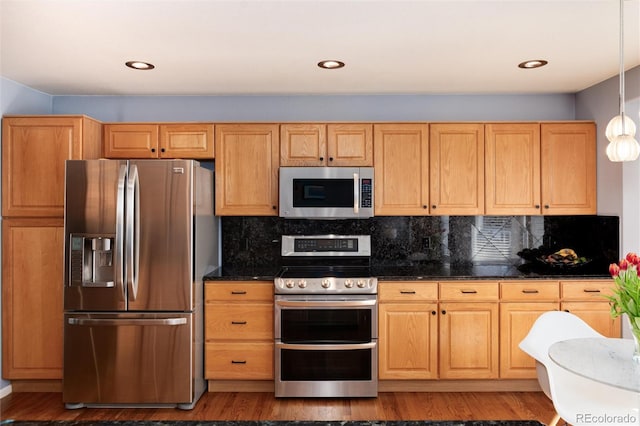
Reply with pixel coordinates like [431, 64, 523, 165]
[69, 235, 115, 287]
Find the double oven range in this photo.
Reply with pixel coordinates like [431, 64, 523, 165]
[274, 235, 378, 398]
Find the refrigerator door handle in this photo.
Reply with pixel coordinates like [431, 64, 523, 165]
[115, 164, 127, 301]
[67, 318, 187, 326]
[126, 164, 141, 302]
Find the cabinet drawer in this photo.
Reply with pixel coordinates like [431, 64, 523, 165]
[561, 280, 615, 300]
[205, 304, 273, 340]
[439, 281, 499, 301]
[205, 282, 273, 302]
[379, 281, 438, 301]
[205, 342, 274, 379]
[500, 281, 559, 301]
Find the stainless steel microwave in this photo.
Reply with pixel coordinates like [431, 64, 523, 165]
[279, 167, 374, 219]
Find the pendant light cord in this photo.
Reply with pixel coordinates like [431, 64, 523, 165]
[619, 0, 627, 134]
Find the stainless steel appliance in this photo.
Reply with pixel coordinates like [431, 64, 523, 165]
[279, 167, 374, 219]
[274, 235, 378, 398]
[63, 159, 218, 410]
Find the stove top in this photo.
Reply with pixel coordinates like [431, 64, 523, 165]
[275, 235, 377, 294]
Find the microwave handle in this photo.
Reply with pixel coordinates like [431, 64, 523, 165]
[353, 172, 359, 214]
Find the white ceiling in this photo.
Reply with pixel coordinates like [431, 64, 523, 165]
[1, 0, 639, 96]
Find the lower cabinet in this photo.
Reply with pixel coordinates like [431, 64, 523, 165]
[2, 218, 64, 379]
[380, 278, 619, 383]
[204, 281, 274, 380]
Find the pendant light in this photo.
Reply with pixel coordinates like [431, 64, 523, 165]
[606, 0, 639, 162]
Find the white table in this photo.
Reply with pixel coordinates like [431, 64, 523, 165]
[548, 337, 640, 393]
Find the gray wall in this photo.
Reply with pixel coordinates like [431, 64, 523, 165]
[51, 93, 576, 123]
[0, 77, 52, 394]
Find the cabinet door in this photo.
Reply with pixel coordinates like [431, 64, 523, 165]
[159, 124, 214, 159]
[485, 123, 541, 215]
[2, 116, 101, 217]
[541, 123, 596, 214]
[430, 123, 485, 215]
[374, 124, 429, 215]
[562, 302, 620, 338]
[499, 302, 559, 379]
[327, 123, 373, 166]
[379, 302, 438, 379]
[2, 218, 64, 379]
[104, 124, 159, 158]
[280, 123, 326, 166]
[439, 302, 498, 379]
[215, 124, 279, 215]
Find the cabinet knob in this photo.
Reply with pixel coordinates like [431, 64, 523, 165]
[161, 148, 166, 153]
[432, 205, 437, 209]
[272, 206, 277, 210]
[423, 205, 428, 209]
[319, 157, 324, 161]
[535, 204, 540, 209]
[431, 311, 437, 315]
[544, 205, 550, 209]
[441, 310, 447, 315]
[151, 148, 156, 153]
[329, 157, 334, 162]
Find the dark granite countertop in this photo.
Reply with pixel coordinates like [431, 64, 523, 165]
[203, 263, 610, 282]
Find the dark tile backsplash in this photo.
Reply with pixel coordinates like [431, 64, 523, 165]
[220, 215, 619, 276]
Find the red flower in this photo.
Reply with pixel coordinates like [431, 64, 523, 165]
[620, 259, 630, 270]
[627, 252, 640, 266]
[610, 263, 621, 277]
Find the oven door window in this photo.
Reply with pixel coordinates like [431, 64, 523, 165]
[292, 179, 353, 208]
[280, 348, 372, 381]
[280, 308, 372, 343]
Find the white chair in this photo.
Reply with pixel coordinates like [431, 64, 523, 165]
[519, 311, 640, 426]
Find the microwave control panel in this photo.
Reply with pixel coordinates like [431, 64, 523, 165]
[361, 179, 372, 208]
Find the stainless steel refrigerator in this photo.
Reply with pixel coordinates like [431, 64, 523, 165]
[62, 159, 218, 410]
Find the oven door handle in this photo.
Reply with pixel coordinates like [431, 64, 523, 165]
[277, 342, 376, 351]
[276, 299, 377, 308]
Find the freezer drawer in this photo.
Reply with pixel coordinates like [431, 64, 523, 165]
[63, 313, 198, 407]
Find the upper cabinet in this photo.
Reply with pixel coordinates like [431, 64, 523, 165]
[485, 123, 541, 215]
[280, 123, 373, 166]
[215, 124, 280, 216]
[104, 123, 214, 159]
[374, 124, 430, 215]
[429, 123, 485, 215]
[486, 122, 596, 215]
[541, 123, 596, 215]
[2, 115, 103, 217]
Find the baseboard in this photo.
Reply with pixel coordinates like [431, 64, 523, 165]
[0, 384, 12, 399]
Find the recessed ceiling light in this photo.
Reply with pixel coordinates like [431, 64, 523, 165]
[125, 61, 155, 70]
[318, 60, 345, 69]
[518, 59, 548, 69]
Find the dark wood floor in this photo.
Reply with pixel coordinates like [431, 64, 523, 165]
[1, 391, 556, 423]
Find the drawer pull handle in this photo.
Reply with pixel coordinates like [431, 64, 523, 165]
[231, 291, 247, 295]
[522, 289, 539, 294]
[461, 289, 477, 294]
[231, 360, 247, 364]
[400, 290, 416, 294]
[584, 289, 601, 293]
[231, 321, 247, 325]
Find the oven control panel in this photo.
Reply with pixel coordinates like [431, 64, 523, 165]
[275, 276, 378, 294]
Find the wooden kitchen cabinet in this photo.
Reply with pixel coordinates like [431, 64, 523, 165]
[439, 281, 499, 379]
[378, 282, 438, 379]
[541, 122, 596, 214]
[373, 124, 429, 215]
[280, 123, 373, 166]
[204, 281, 274, 380]
[2, 218, 64, 379]
[499, 280, 560, 379]
[2, 115, 102, 217]
[485, 123, 541, 215]
[103, 123, 214, 159]
[429, 123, 485, 215]
[560, 279, 620, 337]
[214, 124, 279, 216]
